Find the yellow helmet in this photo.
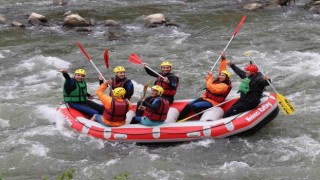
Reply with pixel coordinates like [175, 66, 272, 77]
[151, 85, 164, 96]
[74, 69, 86, 76]
[112, 87, 126, 98]
[221, 70, 231, 78]
[114, 66, 126, 73]
[160, 61, 172, 68]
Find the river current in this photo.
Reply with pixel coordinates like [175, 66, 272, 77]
[1, 0, 320, 179]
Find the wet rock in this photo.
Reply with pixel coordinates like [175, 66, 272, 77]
[28, 12, 48, 26]
[89, 18, 96, 26]
[165, 21, 179, 27]
[144, 13, 167, 27]
[0, 16, 7, 24]
[76, 27, 92, 32]
[64, 14, 89, 27]
[11, 21, 25, 27]
[105, 19, 120, 26]
[107, 31, 121, 41]
[53, 0, 68, 6]
[243, 3, 263, 10]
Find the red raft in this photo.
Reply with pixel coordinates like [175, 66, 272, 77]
[56, 92, 279, 143]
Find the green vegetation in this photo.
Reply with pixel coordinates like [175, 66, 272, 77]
[113, 173, 128, 180]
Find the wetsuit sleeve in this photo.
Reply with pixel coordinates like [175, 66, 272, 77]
[63, 73, 76, 94]
[96, 83, 112, 109]
[230, 64, 246, 79]
[143, 97, 161, 112]
[167, 75, 178, 89]
[124, 80, 134, 98]
[145, 67, 159, 78]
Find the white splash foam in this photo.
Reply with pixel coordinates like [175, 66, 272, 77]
[0, 118, 10, 127]
[219, 161, 251, 173]
[27, 143, 49, 157]
[106, 158, 120, 166]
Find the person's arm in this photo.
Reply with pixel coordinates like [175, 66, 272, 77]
[143, 97, 161, 112]
[230, 63, 246, 79]
[61, 71, 76, 94]
[124, 80, 134, 98]
[166, 75, 178, 88]
[96, 83, 112, 109]
[206, 74, 229, 94]
[144, 66, 160, 78]
[218, 52, 228, 73]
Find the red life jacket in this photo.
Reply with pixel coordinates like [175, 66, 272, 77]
[103, 98, 129, 122]
[205, 81, 232, 103]
[144, 97, 170, 121]
[154, 73, 179, 96]
[109, 77, 132, 99]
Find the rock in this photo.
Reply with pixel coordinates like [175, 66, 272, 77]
[243, 3, 263, 10]
[53, 0, 68, 6]
[89, 18, 96, 26]
[0, 16, 7, 24]
[64, 14, 89, 27]
[108, 31, 121, 41]
[28, 12, 48, 26]
[11, 21, 25, 27]
[105, 19, 120, 26]
[76, 27, 92, 32]
[144, 13, 166, 27]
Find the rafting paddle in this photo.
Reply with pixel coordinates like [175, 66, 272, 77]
[103, 48, 109, 69]
[177, 98, 237, 123]
[128, 53, 165, 78]
[75, 42, 107, 82]
[245, 52, 295, 115]
[210, 16, 246, 72]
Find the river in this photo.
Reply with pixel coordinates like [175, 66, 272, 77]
[1, 0, 319, 179]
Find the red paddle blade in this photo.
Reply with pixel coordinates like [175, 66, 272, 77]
[233, 16, 246, 36]
[104, 48, 109, 69]
[128, 53, 143, 64]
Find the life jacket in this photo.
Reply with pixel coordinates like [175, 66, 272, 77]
[103, 98, 129, 122]
[154, 73, 179, 96]
[63, 80, 87, 102]
[144, 97, 170, 121]
[239, 77, 250, 94]
[109, 77, 131, 99]
[205, 81, 232, 103]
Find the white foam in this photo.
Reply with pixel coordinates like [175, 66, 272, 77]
[219, 161, 251, 173]
[27, 143, 49, 157]
[0, 118, 10, 128]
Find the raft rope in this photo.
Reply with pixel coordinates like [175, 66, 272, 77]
[63, 101, 245, 136]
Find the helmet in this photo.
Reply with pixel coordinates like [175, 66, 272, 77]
[74, 69, 86, 76]
[245, 64, 258, 73]
[221, 70, 231, 78]
[151, 85, 164, 96]
[160, 61, 172, 68]
[112, 87, 126, 98]
[114, 66, 126, 73]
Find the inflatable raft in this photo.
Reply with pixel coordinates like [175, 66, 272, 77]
[56, 92, 279, 143]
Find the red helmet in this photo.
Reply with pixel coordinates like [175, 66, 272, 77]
[245, 64, 258, 73]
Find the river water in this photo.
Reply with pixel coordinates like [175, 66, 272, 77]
[1, 0, 320, 179]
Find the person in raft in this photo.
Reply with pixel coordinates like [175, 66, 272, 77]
[131, 85, 170, 126]
[177, 52, 232, 121]
[222, 61, 270, 118]
[91, 82, 132, 127]
[143, 61, 179, 104]
[99, 66, 134, 100]
[60, 68, 104, 118]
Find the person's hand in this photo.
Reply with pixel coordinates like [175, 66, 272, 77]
[88, 95, 94, 99]
[139, 106, 146, 110]
[227, 60, 233, 66]
[98, 75, 104, 81]
[208, 71, 212, 76]
[263, 76, 270, 81]
[59, 68, 68, 73]
[142, 63, 148, 67]
[221, 51, 226, 59]
[105, 79, 112, 86]
[162, 77, 169, 83]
